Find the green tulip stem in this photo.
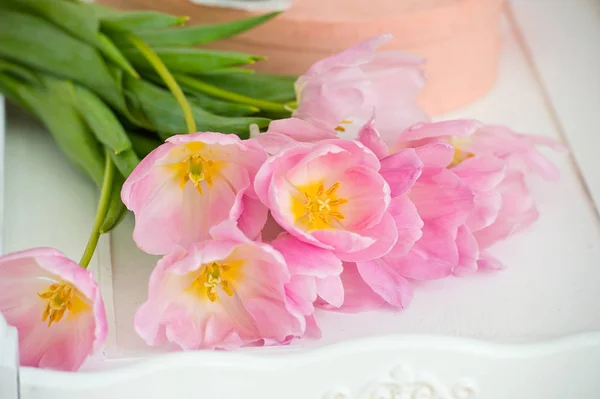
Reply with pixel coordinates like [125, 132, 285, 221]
[175, 74, 289, 114]
[127, 34, 197, 134]
[79, 148, 115, 269]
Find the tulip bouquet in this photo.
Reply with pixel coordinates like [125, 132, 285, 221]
[0, 33, 563, 371]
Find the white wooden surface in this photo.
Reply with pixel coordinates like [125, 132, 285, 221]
[1, 1, 600, 397]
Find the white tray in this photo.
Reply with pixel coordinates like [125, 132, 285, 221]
[2, 1, 600, 398]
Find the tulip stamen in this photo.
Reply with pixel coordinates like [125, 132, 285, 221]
[293, 181, 347, 230]
[38, 282, 89, 327]
[189, 261, 243, 302]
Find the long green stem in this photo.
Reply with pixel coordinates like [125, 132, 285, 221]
[175, 74, 289, 114]
[127, 34, 197, 134]
[79, 148, 115, 269]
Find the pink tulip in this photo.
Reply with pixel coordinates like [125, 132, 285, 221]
[255, 134, 424, 311]
[293, 34, 428, 145]
[122, 132, 269, 255]
[253, 117, 337, 155]
[272, 233, 343, 315]
[254, 139, 423, 263]
[0, 248, 107, 371]
[134, 222, 306, 349]
[321, 121, 472, 311]
[397, 120, 563, 271]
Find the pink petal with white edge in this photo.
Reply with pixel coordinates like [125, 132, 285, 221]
[268, 117, 338, 142]
[398, 120, 481, 142]
[302, 34, 392, 77]
[357, 258, 413, 308]
[477, 252, 506, 270]
[363, 56, 428, 146]
[473, 171, 538, 249]
[316, 275, 344, 308]
[324, 263, 386, 313]
[335, 165, 390, 230]
[285, 275, 317, 316]
[331, 212, 398, 262]
[271, 234, 342, 278]
[413, 141, 455, 168]
[379, 148, 423, 197]
[408, 167, 474, 229]
[466, 190, 503, 232]
[121, 141, 174, 211]
[391, 223, 457, 280]
[295, 67, 371, 131]
[385, 195, 423, 259]
[236, 195, 268, 241]
[453, 225, 479, 276]
[358, 118, 389, 159]
[451, 156, 507, 191]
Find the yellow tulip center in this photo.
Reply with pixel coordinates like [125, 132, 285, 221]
[168, 142, 223, 194]
[448, 137, 474, 167]
[291, 181, 348, 231]
[38, 282, 90, 327]
[188, 260, 244, 302]
[181, 154, 215, 193]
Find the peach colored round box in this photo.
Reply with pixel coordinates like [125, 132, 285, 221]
[100, 0, 505, 115]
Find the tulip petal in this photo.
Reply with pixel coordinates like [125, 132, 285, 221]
[316, 275, 344, 308]
[399, 120, 481, 142]
[392, 224, 457, 280]
[380, 148, 423, 197]
[357, 258, 413, 308]
[385, 195, 423, 260]
[408, 167, 474, 230]
[357, 118, 389, 159]
[454, 225, 479, 276]
[330, 263, 385, 313]
[272, 234, 342, 278]
[332, 212, 397, 262]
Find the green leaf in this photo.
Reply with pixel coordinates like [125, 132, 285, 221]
[0, 10, 126, 110]
[0, 0, 140, 79]
[175, 73, 288, 114]
[3, 0, 99, 43]
[110, 148, 140, 178]
[134, 12, 280, 47]
[67, 83, 133, 155]
[143, 71, 259, 116]
[124, 76, 270, 138]
[124, 47, 264, 74]
[96, 33, 140, 78]
[3, 77, 105, 185]
[197, 71, 297, 103]
[100, 11, 187, 31]
[0, 59, 40, 85]
[129, 132, 162, 158]
[188, 93, 259, 116]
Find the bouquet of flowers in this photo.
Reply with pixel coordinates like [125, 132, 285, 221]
[0, 33, 563, 371]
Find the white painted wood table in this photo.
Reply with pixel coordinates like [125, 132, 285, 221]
[1, 1, 600, 398]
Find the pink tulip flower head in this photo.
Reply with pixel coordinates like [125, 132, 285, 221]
[0, 248, 107, 371]
[294, 34, 428, 145]
[255, 139, 402, 262]
[255, 134, 425, 311]
[396, 120, 563, 272]
[122, 132, 269, 255]
[134, 222, 306, 349]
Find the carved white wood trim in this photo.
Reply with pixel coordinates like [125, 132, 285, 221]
[325, 364, 477, 399]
